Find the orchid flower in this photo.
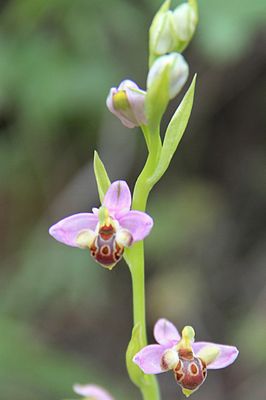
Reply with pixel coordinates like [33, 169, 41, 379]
[73, 383, 114, 400]
[133, 318, 239, 397]
[106, 79, 147, 128]
[49, 180, 153, 269]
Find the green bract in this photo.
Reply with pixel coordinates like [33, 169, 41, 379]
[93, 151, 111, 202]
[126, 323, 147, 387]
[149, 75, 196, 187]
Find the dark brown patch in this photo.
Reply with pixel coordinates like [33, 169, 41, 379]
[101, 246, 109, 255]
[178, 348, 193, 360]
[175, 360, 182, 371]
[175, 371, 184, 381]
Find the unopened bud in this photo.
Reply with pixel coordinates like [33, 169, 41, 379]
[149, 1, 198, 59]
[172, 3, 197, 43]
[147, 53, 189, 99]
[150, 10, 175, 55]
[106, 80, 147, 128]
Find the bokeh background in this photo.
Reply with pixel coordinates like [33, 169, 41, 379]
[0, 0, 265, 399]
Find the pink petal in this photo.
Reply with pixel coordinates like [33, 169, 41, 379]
[193, 341, 239, 369]
[73, 384, 114, 400]
[120, 80, 147, 126]
[118, 211, 153, 243]
[154, 318, 180, 345]
[133, 344, 166, 374]
[49, 213, 98, 247]
[103, 181, 131, 215]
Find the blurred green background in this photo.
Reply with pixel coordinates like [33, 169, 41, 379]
[0, 0, 265, 399]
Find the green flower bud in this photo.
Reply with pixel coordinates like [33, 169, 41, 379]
[172, 3, 197, 43]
[150, 10, 175, 55]
[149, 0, 198, 61]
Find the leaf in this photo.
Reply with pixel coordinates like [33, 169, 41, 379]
[93, 151, 111, 202]
[148, 75, 196, 186]
[146, 63, 170, 134]
[126, 323, 147, 388]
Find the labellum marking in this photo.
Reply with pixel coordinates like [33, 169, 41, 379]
[89, 224, 124, 268]
[174, 350, 207, 392]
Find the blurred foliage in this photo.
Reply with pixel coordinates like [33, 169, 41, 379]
[0, 316, 129, 400]
[0, 0, 265, 399]
[197, 0, 266, 61]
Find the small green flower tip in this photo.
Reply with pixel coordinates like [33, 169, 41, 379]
[182, 326, 195, 342]
[182, 388, 194, 398]
[189, 0, 199, 20]
[197, 345, 221, 366]
[113, 90, 131, 112]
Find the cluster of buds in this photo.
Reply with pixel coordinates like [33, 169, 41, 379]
[150, 0, 198, 56]
[106, 1, 198, 129]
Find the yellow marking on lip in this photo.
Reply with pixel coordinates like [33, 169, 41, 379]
[113, 90, 130, 111]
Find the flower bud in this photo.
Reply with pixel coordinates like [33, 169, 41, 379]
[172, 3, 197, 43]
[150, 10, 175, 55]
[106, 80, 147, 128]
[149, 1, 198, 59]
[147, 53, 189, 99]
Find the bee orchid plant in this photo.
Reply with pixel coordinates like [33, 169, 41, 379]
[49, 1, 238, 399]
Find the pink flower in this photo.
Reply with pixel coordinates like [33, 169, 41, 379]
[49, 180, 153, 269]
[133, 318, 239, 397]
[73, 383, 114, 400]
[106, 80, 147, 128]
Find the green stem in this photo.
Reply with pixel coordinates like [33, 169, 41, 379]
[125, 126, 162, 400]
[125, 243, 161, 400]
[133, 128, 161, 211]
